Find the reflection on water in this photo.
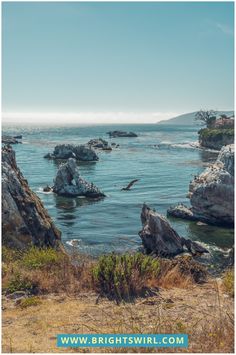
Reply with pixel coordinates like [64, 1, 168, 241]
[3, 123, 234, 268]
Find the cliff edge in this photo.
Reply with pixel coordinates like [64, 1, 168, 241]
[2, 146, 62, 249]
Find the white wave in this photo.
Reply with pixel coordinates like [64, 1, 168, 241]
[66, 239, 82, 247]
[155, 141, 200, 150]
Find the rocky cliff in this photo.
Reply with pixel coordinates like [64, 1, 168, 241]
[2, 146, 62, 249]
[168, 144, 234, 227]
[198, 128, 234, 150]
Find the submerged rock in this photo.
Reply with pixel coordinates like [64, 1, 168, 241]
[2, 146, 62, 249]
[53, 158, 105, 198]
[106, 130, 138, 138]
[44, 144, 98, 161]
[139, 204, 208, 257]
[43, 185, 52, 192]
[169, 144, 234, 227]
[87, 138, 112, 151]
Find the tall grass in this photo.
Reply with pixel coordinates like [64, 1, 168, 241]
[92, 253, 160, 302]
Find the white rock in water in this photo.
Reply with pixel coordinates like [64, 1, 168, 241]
[53, 158, 105, 198]
[189, 144, 234, 226]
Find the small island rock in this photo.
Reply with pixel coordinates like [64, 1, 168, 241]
[106, 130, 138, 138]
[53, 158, 105, 198]
[44, 144, 98, 161]
[139, 204, 208, 257]
[87, 138, 112, 151]
[2, 135, 22, 145]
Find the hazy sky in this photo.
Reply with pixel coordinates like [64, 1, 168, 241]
[2, 2, 234, 124]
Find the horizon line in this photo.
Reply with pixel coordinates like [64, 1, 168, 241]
[2, 109, 233, 125]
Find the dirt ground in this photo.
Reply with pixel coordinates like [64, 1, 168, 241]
[2, 279, 234, 353]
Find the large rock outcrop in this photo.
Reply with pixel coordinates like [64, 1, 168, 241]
[44, 144, 98, 161]
[53, 158, 105, 198]
[2, 146, 62, 249]
[168, 144, 234, 226]
[139, 204, 208, 257]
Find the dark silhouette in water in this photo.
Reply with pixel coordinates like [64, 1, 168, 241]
[121, 179, 139, 191]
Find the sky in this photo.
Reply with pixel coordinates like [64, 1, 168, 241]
[2, 1, 234, 124]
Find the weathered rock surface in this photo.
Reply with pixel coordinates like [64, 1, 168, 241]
[87, 138, 112, 151]
[2, 146, 62, 249]
[2, 135, 22, 144]
[167, 204, 197, 221]
[139, 204, 208, 257]
[44, 144, 98, 161]
[169, 145, 234, 226]
[106, 130, 138, 138]
[53, 158, 105, 198]
[217, 144, 234, 176]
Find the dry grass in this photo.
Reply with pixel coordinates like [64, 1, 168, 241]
[2, 246, 94, 296]
[2, 247, 234, 353]
[2, 280, 234, 353]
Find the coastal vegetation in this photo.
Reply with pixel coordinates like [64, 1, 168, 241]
[195, 109, 234, 149]
[92, 253, 160, 302]
[223, 269, 234, 297]
[2, 245, 234, 353]
[198, 127, 234, 150]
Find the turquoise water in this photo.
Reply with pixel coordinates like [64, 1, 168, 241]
[3, 124, 233, 270]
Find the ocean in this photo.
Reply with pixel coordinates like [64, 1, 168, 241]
[3, 123, 233, 271]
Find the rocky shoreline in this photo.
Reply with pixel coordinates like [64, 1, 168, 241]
[168, 144, 234, 227]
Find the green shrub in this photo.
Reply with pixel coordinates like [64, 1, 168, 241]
[21, 247, 62, 269]
[198, 128, 234, 140]
[223, 269, 234, 297]
[92, 253, 160, 302]
[6, 272, 38, 294]
[18, 296, 41, 308]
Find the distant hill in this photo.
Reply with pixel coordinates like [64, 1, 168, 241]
[157, 111, 234, 126]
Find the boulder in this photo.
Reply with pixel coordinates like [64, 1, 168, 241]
[2, 146, 62, 249]
[87, 138, 112, 151]
[53, 158, 105, 198]
[139, 204, 208, 257]
[106, 130, 138, 138]
[44, 144, 98, 161]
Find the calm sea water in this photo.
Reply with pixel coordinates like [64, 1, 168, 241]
[3, 123, 234, 270]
